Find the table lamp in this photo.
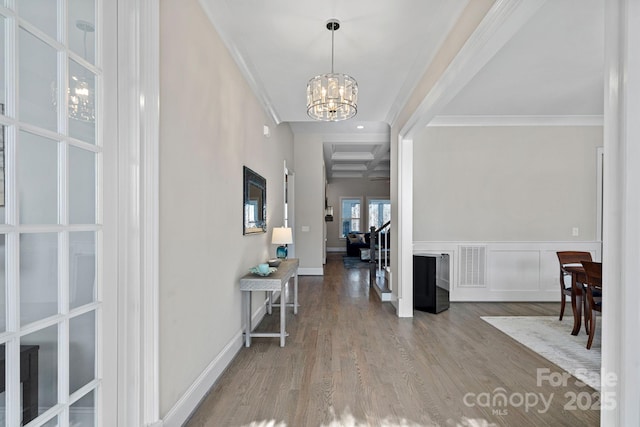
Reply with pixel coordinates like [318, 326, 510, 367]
[272, 227, 293, 259]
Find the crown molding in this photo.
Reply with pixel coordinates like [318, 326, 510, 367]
[198, 0, 281, 125]
[428, 115, 604, 127]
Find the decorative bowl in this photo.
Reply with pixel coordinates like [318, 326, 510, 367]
[268, 259, 281, 267]
[249, 266, 278, 276]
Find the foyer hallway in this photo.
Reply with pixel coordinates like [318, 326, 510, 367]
[185, 253, 599, 426]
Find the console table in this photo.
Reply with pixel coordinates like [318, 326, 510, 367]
[239, 258, 299, 347]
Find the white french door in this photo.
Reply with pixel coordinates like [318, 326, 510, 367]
[0, 0, 116, 426]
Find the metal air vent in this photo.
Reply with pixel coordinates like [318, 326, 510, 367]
[458, 245, 487, 287]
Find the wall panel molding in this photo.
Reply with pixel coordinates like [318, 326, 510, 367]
[414, 241, 601, 301]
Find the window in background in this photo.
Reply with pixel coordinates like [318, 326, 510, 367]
[340, 198, 361, 238]
[369, 198, 391, 230]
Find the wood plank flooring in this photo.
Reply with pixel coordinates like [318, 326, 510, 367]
[185, 254, 599, 426]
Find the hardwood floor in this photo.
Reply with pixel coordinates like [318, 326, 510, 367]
[185, 253, 599, 427]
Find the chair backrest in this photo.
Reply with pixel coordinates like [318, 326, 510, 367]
[557, 251, 593, 266]
[581, 261, 602, 288]
[557, 251, 593, 290]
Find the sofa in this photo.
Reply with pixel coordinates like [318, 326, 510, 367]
[345, 231, 391, 257]
[346, 232, 371, 257]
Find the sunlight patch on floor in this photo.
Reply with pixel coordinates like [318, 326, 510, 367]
[240, 406, 497, 427]
[243, 421, 286, 427]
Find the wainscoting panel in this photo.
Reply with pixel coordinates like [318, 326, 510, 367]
[540, 249, 564, 291]
[489, 250, 540, 291]
[413, 241, 601, 302]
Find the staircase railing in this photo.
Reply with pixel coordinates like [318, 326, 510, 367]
[369, 221, 391, 292]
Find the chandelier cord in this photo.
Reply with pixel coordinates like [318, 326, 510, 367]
[83, 28, 88, 60]
[330, 24, 334, 74]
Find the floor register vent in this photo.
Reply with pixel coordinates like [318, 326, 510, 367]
[458, 245, 487, 287]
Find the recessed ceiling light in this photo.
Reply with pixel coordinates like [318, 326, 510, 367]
[356, 125, 364, 129]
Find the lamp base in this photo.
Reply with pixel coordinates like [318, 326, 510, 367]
[276, 245, 288, 259]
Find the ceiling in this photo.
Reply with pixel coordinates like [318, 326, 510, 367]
[199, 0, 604, 181]
[440, 1, 604, 117]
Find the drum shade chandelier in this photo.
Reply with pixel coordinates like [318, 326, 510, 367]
[52, 20, 95, 123]
[306, 19, 358, 121]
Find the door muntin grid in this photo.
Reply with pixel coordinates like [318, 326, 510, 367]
[1, 1, 101, 425]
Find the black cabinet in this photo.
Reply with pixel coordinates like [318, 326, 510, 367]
[413, 254, 450, 313]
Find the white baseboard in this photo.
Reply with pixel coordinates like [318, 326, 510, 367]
[161, 331, 244, 427]
[326, 247, 345, 253]
[372, 281, 394, 302]
[298, 267, 324, 275]
[161, 299, 272, 427]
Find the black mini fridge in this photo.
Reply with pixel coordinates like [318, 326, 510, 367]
[413, 254, 450, 313]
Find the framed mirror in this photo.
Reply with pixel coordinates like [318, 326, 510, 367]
[243, 166, 266, 234]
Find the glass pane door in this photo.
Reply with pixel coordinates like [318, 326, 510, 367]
[0, 0, 106, 425]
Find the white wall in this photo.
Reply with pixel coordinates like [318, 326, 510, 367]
[292, 133, 324, 275]
[413, 126, 603, 241]
[159, 0, 293, 419]
[325, 178, 390, 250]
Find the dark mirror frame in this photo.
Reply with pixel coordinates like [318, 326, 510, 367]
[243, 166, 267, 235]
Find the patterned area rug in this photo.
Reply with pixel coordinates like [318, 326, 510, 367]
[342, 256, 371, 269]
[481, 316, 601, 390]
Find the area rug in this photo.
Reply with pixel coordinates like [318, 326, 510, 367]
[481, 316, 601, 390]
[342, 256, 371, 269]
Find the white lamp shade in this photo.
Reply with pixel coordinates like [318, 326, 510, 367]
[272, 227, 293, 245]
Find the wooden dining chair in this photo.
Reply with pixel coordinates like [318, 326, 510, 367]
[556, 251, 592, 321]
[581, 261, 602, 349]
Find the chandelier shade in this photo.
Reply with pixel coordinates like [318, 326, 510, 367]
[306, 19, 358, 121]
[68, 74, 95, 122]
[306, 73, 358, 121]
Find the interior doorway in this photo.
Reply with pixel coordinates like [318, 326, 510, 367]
[284, 161, 295, 258]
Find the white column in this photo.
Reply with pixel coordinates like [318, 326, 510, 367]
[602, 0, 640, 425]
[396, 137, 414, 317]
[116, 0, 161, 425]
